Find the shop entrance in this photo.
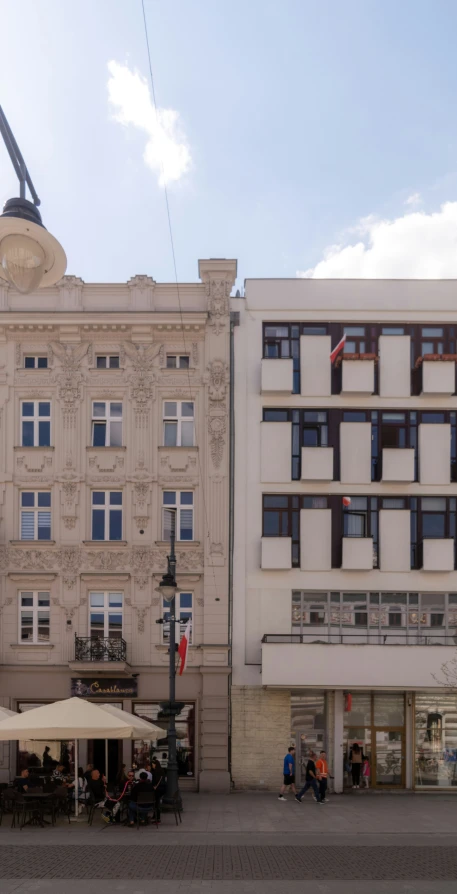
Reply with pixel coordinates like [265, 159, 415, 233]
[88, 739, 121, 784]
[343, 692, 405, 789]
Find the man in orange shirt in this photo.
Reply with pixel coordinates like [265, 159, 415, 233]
[315, 750, 334, 804]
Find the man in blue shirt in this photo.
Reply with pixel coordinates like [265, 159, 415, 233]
[278, 746, 296, 800]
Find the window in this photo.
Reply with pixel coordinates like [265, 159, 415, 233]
[420, 497, 453, 540]
[20, 492, 51, 540]
[91, 491, 122, 541]
[381, 327, 405, 336]
[380, 412, 407, 449]
[89, 592, 123, 639]
[163, 592, 193, 643]
[344, 326, 366, 353]
[92, 401, 123, 447]
[420, 326, 445, 356]
[163, 491, 194, 541]
[163, 401, 194, 447]
[21, 401, 50, 447]
[19, 591, 50, 643]
[132, 703, 195, 777]
[262, 494, 300, 566]
[263, 408, 332, 480]
[343, 497, 378, 566]
[302, 411, 328, 447]
[24, 356, 48, 369]
[96, 356, 120, 369]
[166, 355, 190, 369]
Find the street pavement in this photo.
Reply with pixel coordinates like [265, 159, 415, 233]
[0, 791, 456, 893]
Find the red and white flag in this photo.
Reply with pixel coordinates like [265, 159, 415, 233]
[178, 618, 191, 676]
[330, 333, 346, 364]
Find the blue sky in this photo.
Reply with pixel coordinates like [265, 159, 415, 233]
[2, 0, 457, 285]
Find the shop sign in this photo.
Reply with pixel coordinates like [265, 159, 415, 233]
[71, 677, 138, 699]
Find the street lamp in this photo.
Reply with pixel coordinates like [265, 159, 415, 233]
[155, 519, 183, 808]
[0, 106, 66, 294]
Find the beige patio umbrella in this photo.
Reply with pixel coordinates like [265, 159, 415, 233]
[0, 706, 16, 721]
[98, 703, 163, 738]
[0, 697, 164, 817]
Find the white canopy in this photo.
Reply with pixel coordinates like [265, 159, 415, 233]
[0, 697, 157, 740]
[0, 706, 16, 722]
[98, 703, 163, 739]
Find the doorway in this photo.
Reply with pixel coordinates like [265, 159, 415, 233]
[373, 730, 404, 787]
[88, 739, 121, 784]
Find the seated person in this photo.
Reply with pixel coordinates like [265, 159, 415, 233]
[52, 763, 66, 782]
[83, 763, 94, 785]
[14, 769, 30, 793]
[86, 768, 107, 806]
[101, 769, 136, 824]
[128, 771, 156, 826]
[135, 762, 152, 782]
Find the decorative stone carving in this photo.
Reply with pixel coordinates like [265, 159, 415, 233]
[15, 344, 21, 366]
[207, 416, 226, 469]
[124, 342, 161, 426]
[8, 549, 56, 571]
[49, 341, 90, 426]
[88, 454, 125, 473]
[136, 607, 147, 633]
[16, 454, 53, 474]
[205, 279, 231, 335]
[135, 516, 149, 531]
[57, 546, 81, 588]
[127, 275, 155, 310]
[86, 551, 127, 572]
[131, 546, 152, 589]
[192, 343, 199, 367]
[61, 481, 78, 530]
[206, 359, 229, 405]
[56, 276, 84, 311]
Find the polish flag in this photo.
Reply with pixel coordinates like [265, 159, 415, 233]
[178, 619, 191, 676]
[330, 333, 346, 364]
[342, 496, 352, 507]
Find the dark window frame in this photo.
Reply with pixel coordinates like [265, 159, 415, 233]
[262, 494, 327, 567]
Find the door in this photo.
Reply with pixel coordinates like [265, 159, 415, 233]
[296, 729, 326, 785]
[374, 730, 404, 787]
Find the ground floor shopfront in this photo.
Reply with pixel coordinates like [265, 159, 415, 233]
[231, 686, 457, 792]
[0, 664, 230, 792]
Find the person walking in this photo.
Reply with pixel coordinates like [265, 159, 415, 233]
[349, 742, 364, 789]
[315, 750, 334, 803]
[362, 756, 370, 788]
[278, 746, 296, 800]
[295, 750, 322, 804]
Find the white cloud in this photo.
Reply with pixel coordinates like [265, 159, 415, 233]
[107, 60, 191, 187]
[298, 202, 457, 279]
[405, 192, 422, 207]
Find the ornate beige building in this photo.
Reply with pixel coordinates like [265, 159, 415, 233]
[0, 258, 237, 792]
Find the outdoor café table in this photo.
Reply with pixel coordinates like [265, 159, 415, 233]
[20, 792, 55, 828]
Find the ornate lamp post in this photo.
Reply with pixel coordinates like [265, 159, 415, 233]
[0, 105, 66, 293]
[156, 520, 183, 807]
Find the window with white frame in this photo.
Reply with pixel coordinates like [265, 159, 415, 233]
[163, 401, 194, 447]
[96, 355, 120, 369]
[24, 356, 48, 369]
[20, 492, 51, 540]
[21, 401, 51, 447]
[89, 592, 123, 639]
[166, 355, 190, 369]
[91, 491, 123, 540]
[92, 401, 123, 447]
[19, 591, 50, 643]
[162, 592, 192, 643]
[162, 491, 194, 541]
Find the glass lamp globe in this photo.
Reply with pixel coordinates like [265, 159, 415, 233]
[0, 198, 66, 294]
[0, 233, 46, 294]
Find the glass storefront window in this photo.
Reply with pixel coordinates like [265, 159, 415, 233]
[291, 692, 326, 785]
[133, 703, 195, 777]
[373, 693, 405, 727]
[415, 693, 457, 787]
[344, 693, 371, 728]
[17, 703, 74, 776]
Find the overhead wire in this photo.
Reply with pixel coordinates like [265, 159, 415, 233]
[141, 0, 221, 606]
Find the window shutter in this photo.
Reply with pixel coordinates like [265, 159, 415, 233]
[180, 508, 193, 539]
[21, 512, 34, 540]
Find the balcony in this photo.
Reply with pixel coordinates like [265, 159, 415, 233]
[261, 537, 292, 570]
[301, 446, 333, 481]
[261, 358, 293, 394]
[341, 359, 375, 395]
[342, 537, 374, 570]
[422, 539, 455, 572]
[381, 448, 415, 482]
[421, 359, 456, 396]
[261, 635, 456, 688]
[69, 636, 130, 673]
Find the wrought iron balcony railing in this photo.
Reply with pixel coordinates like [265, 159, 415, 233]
[74, 635, 127, 662]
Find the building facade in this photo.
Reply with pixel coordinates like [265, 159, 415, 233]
[0, 258, 237, 792]
[232, 279, 457, 793]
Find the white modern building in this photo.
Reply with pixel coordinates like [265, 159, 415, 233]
[231, 279, 457, 793]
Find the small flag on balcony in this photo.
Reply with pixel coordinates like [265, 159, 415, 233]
[330, 333, 346, 363]
[178, 618, 191, 676]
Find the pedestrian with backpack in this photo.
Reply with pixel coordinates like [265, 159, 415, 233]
[278, 746, 296, 800]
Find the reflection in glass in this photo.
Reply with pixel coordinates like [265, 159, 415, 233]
[415, 693, 457, 787]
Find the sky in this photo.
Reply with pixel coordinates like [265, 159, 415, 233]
[2, 0, 457, 287]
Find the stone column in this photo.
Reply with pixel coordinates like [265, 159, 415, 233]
[334, 690, 344, 793]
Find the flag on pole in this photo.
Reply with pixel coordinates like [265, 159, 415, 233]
[330, 333, 346, 364]
[178, 618, 191, 676]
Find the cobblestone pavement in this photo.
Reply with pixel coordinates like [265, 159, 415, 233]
[0, 844, 456, 880]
